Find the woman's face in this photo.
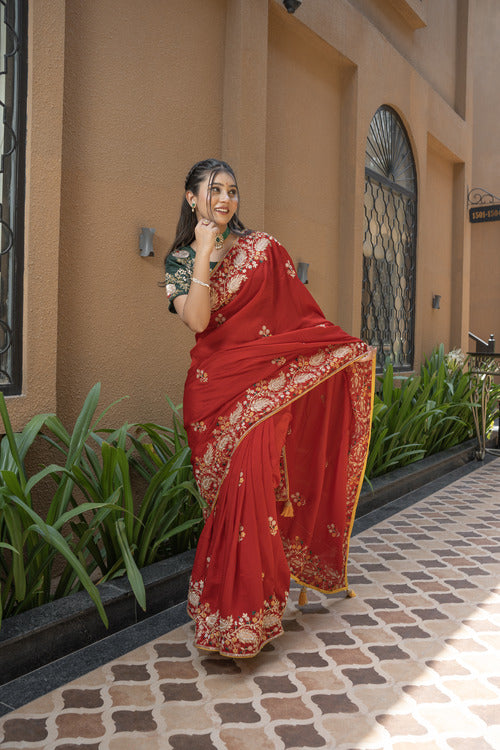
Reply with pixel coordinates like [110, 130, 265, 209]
[190, 171, 239, 228]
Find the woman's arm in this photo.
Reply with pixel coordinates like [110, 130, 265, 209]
[174, 220, 218, 333]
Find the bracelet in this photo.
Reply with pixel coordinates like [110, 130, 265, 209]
[191, 276, 210, 289]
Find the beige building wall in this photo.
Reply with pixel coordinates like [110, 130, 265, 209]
[469, 0, 500, 348]
[7, 0, 497, 433]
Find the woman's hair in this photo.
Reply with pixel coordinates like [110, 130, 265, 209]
[166, 158, 250, 258]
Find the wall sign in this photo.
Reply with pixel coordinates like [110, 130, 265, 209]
[468, 188, 500, 224]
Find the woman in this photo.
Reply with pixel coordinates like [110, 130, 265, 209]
[165, 158, 375, 658]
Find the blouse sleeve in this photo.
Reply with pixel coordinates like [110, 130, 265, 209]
[164, 248, 195, 313]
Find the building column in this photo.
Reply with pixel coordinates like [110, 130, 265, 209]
[222, 0, 269, 229]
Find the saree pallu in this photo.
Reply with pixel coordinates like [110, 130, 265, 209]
[184, 232, 375, 657]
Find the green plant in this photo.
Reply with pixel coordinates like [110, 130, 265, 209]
[0, 385, 111, 626]
[365, 345, 476, 479]
[0, 386, 205, 628]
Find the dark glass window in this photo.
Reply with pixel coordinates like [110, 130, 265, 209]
[0, 0, 27, 394]
[362, 106, 417, 371]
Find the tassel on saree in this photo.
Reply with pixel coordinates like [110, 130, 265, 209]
[298, 586, 308, 606]
[281, 499, 294, 517]
[346, 588, 356, 598]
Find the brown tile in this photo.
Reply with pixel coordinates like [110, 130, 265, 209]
[160, 682, 203, 702]
[261, 696, 313, 721]
[316, 631, 356, 646]
[287, 652, 328, 668]
[365, 598, 400, 610]
[391, 625, 432, 639]
[2, 717, 48, 743]
[274, 722, 327, 748]
[108, 684, 155, 707]
[219, 727, 277, 750]
[402, 684, 450, 703]
[169, 733, 218, 750]
[311, 692, 359, 714]
[154, 642, 191, 658]
[376, 610, 416, 624]
[112, 709, 157, 733]
[201, 657, 241, 675]
[254, 675, 297, 694]
[214, 702, 261, 724]
[376, 712, 427, 735]
[282, 619, 304, 631]
[426, 659, 471, 676]
[154, 660, 199, 680]
[368, 644, 410, 661]
[342, 667, 386, 685]
[57, 744, 101, 750]
[469, 705, 500, 726]
[62, 688, 104, 709]
[445, 637, 487, 652]
[410, 607, 448, 620]
[56, 713, 105, 740]
[341, 613, 379, 627]
[325, 647, 372, 665]
[111, 664, 151, 681]
[295, 669, 346, 692]
[447, 738, 496, 750]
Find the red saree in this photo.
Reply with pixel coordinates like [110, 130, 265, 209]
[184, 232, 375, 657]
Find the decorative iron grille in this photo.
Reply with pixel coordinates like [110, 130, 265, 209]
[0, 0, 26, 394]
[362, 106, 417, 371]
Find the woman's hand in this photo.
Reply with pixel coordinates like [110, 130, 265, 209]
[194, 218, 218, 257]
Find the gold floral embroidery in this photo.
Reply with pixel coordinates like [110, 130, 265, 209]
[272, 356, 286, 366]
[210, 233, 271, 312]
[238, 525, 246, 542]
[191, 421, 207, 432]
[285, 260, 296, 278]
[193, 341, 368, 507]
[215, 313, 226, 326]
[327, 523, 340, 538]
[259, 325, 271, 337]
[291, 492, 306, 507]
[196, 369, 208, 383]
[239, 471, 244, 485]
[187, 583, 287, 657]
[268, 517, 278, 536]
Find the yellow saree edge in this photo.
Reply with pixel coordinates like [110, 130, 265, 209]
[289, 350, 376, 596]
[204, 345, 374, 516]
[342, 352, 377, 589]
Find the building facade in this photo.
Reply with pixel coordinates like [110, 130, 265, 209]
[1, 0, 498, 431]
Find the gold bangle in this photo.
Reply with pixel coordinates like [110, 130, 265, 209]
[191, 276, 210, 289]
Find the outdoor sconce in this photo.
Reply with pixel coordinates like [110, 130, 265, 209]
[283, 0, 301, 12]
[297, 262, 309, 284]
[139, 227, 155, 257]
[432, 294, 441, 309]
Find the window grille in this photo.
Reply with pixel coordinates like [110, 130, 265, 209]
[362, 106, 417, 371]
[0, 0, 26, 394]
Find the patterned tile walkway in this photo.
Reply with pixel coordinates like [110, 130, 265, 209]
[1, 458, 499, 749]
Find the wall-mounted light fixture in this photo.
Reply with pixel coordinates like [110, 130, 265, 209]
[283, 0, 301, 13]
[432, 294, 441, 309]
[139, 227, 155, 257]
[297, 262, 309, 284]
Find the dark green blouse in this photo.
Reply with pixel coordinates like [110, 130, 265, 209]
[164, 246, 216, 313]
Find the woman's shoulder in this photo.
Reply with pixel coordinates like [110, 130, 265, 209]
[165, 246, 195, 270]
[169, 245, 195, 260]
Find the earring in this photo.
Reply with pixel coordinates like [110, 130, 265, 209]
[191, 202, 196, 213]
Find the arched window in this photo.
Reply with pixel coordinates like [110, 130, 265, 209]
[362, 106, 417, 371]
[0, 0, 27, 394]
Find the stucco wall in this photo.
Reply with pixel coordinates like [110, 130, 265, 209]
[57, 0, 227, 426]
[8, 0, 490, 435]
[469, 0, 500, 347]
[265, 6, 348, 322]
